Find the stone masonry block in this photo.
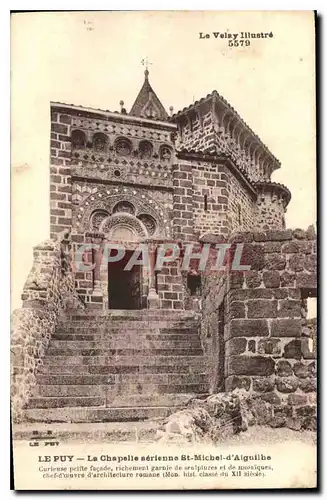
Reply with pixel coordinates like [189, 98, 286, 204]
[277, 300, 301, 318]
[299, 378, 316, 392]
[265, 229, 292, 241]
[270, 319, 302, 337]
[275, 360, 293, 376]
[264, 254, 286, 270]
[283, 339, 302, 359]
[296, 273, 317, 289]
[304, 255, 317, 272]
[247, 299, 277, 318]
[257, 392, 282, 405]
[287, 394, 308, 406]
[263, 241, 282, 253]
[228, 319, 269, 338]
[225, 338, 247, 356]
[280, 271, 295, 287]
[263, 271, 280, 288]
[275, 377, 299, 393]
[252, 377, 275, 392]
[226, 355, 275, 376]
[241, 243, 265, 270]
[229, 301, 245, 319]
[293, 361, 315, 379]
[257, 338, 281, 355]
[224, 375, 251, 391]
[245, 271, 262, 288]
[229, 272, 244, 289]
[292, 228, 307, 240]
[288, 255, 305, 272]
[59, 114, 72, 124]
[52, 123, 68, 134]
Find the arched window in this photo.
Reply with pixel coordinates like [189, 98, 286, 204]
[71, 129, 86, 149]
[92, 132, 108, 152]
[138, 214, 157, 236]
[139, 140, 153, 159]
[114, 137, 132, 157]
[112, 201, 135, 215]
[90, 210, 109, 231]
[159, 145, 172, 161]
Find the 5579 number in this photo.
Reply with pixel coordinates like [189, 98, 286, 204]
[228, 40, 251, 47]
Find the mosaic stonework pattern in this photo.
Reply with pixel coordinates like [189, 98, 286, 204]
[74, 184, 171, 238]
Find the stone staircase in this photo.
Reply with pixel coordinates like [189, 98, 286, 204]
[24, 310, 209, 423]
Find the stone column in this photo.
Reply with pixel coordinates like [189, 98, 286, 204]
[93, 236, 104, 297]
[147, 243, 159, 309]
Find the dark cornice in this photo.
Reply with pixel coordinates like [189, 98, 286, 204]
[254, 181, 292, 206]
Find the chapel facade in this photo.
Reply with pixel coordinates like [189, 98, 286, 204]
[49, 69, 291, 312]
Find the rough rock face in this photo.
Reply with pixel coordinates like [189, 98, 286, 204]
[156, 391, 251, 444]
[155, 388, 316, 444]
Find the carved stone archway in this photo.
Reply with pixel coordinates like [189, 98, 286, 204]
[95, 213, 157, 310]
[99, 213, 148, 241]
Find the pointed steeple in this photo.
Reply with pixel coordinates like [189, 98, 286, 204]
[129, 69, 168, 121]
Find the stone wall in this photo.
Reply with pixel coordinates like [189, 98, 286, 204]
[172, 161, 194, 241]
[157, 260, 185, 310]
[50, 109, 73, 239]
[175, 109, 216, 154]
[228, 171, 255, 232]
[201, 228, 317, 429]
[192, 160, 229, 238]
[11, 238, 83, 422]
[255, 191, 286, 230]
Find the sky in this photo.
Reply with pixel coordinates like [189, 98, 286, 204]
[11, 11, 316, 309]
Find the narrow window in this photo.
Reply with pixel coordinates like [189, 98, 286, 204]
[204, 194, 208, 211]
[187, 274, 201, 296]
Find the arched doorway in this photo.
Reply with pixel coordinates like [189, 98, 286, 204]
[99, 213, 148, 310]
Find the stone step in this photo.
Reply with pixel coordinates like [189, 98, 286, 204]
[67, 311, 197, 321]
[27, 392, 200, 409]
[50, 336, 201, 346]
[23, 406, 175, 423]
[46, 347, 203, 357]
[35, 372, 208, 387]
[56, 325, 199, 333]
[27, 396, 104, 409]
[58, 321, 199, 330]
[42, 355, 207, 367]
[33, 383, 208, 398]
[39, 364, 207, 375]
[52, 330, 199, 338]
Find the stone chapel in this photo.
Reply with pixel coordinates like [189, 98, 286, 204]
[49, 68, 291, 311]
[11, 70, 317, 427]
